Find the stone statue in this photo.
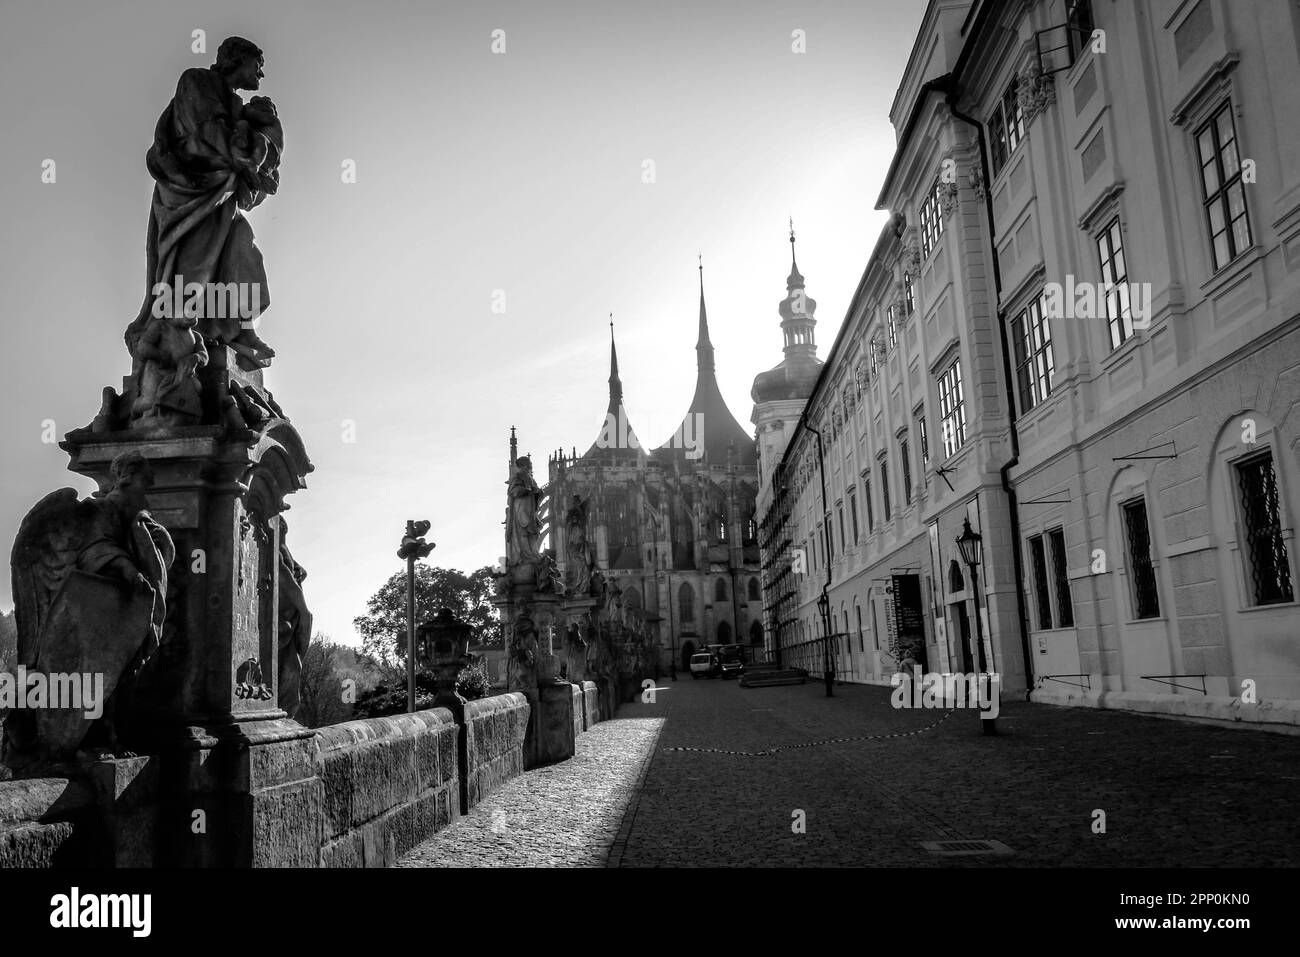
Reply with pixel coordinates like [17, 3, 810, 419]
[535, 547, 565, 595]
[129, 309, 209, 428]
[276, 519, 312, 720]
[505, 456, 543, 567]
[564, 494, 592, 594]
[3, 452, 175, 767]
[123, 36, 282, 373]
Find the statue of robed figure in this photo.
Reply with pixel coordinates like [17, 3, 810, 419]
[505, 456, 543, 567]
[3, 452, 175, 768]
[123, 36, 282, 375]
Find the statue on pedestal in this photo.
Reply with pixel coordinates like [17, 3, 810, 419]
[505, 456, 543, 567]
[276, 519, 312, 720]
[123, 36, 282, 379]
[3, 452, 175, 767]
[564, 494, 593, 594]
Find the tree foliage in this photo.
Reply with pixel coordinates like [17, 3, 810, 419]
[352, 565, 500, 675]
[297, 636, 385, 729]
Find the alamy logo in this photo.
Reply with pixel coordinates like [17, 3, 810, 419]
[151, 273, 262, 326]
[594, 407, 704, 460]
[0, 667, 104, 719]
[1042, 275, 1152, 329]
[50, 888, 151, 937]
[890, 668, 1000, 719]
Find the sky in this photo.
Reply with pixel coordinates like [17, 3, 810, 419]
[0, 0, 925, 645]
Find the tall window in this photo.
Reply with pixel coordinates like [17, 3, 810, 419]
[1097, 217, 1133, 349]
[1122, 498, 1160, 620]
[887, 305, 898, 350]
[1236, 451, 1295, 605]
[1048, 527, 1074, 627]
[904, 272, 915, 316]
[679, 582, 695, 623]
[748, 577, 760, 602]
[869, 336, 881, 376]
[1030, 535, 1054, 629]
[1068, 0, 1095, 60]
[990, 76, 1026, 175]
[880, 458, 892, 519]
[919, 181, 944, 257]
[937, 360, 967, 457]
[1012, 294, 1056, 412]
[1197, 101, 1251, 271]
[864, 475, 875, 532]
[715, 578, 728, 602]
[837, 505, 846, 552]
[899, 435, 912, 506]
[848, 488, 860, 543]
[917, 413, 930, 465]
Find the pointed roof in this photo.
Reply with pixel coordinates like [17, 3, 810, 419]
[581, 317, 645, 463]
[655, 260, 757, 468]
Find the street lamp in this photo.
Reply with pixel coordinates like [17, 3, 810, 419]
[397, 519, 436, 714]
[955, 517, 996, 735]
[817, 590, 833, 697]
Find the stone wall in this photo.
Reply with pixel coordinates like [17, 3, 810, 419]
[0, 689, 557, 868]
[315, 709, 460, 867]
[582, 681, 599, 730]
[463, 692, 530, 810]
[571, 683, 584, 739]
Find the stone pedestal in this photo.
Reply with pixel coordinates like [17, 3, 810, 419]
[60, 348, 322, 866]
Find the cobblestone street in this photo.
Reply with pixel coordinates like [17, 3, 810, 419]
[402, 677, 1300, 867]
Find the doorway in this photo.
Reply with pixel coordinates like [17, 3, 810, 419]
[950, 602, 974, 674]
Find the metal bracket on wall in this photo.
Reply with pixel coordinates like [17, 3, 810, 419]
[1140, 674, 1207, 695]
[933, 466, 957, 492]
[1038, 673, 1092, 691]
[1020, 494, 1072, 506]
[1113, 440, 1177, 462]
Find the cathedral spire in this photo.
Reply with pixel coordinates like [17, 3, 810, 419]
[697, 255, 715, 373]
[788, 218, 804, 288]
[779, 225, 816, 359]
[608, 313, 622, 405]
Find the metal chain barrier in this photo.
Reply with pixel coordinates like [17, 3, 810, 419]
[665, 709, 955, 757]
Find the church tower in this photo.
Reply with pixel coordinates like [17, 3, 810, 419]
[751, 224, 823, 486]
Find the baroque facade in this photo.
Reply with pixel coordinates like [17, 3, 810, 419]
[546, 267, 764, 671]
[754, 0, 1300, 727]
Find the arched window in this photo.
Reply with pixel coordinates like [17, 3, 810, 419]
[679, 582, 695, 623]
[749, 621, 763, 645]
[856, 604, 864, 652]
[715, 579, 728, 602]
[747, 577, 760, 602]
[717, 620, 732, 643]
[949, 559, 965, 593]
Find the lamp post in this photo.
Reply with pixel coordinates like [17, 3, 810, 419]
[817, 590, 833, 697]
[955, 517, 996, 735]
[420, 607, 473, 708]
[397, 519, 436, 713]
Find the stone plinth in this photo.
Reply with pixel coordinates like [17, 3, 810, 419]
[60, 349, 320, 865]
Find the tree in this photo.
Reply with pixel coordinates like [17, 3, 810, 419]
[352, 565, 500, 678]
[0, 610, 16, 673]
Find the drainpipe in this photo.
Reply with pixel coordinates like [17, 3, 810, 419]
[944, 86, 1035, 698]
[801, 421, 835, 696]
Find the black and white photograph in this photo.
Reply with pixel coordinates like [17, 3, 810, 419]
[0, 0, 1292, 936]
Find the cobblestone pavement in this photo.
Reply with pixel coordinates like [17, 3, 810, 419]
[398, 715, 663, 868]
[400, 678, 1300, 868]
[613, 677, 1300, 867]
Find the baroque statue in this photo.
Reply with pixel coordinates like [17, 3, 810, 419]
[564, 494, 592, 594]
[276, 519, 312, 720]
[505, 456, 543, 567]
[3, 452, 175, 767]
[123, 36, 282, 382]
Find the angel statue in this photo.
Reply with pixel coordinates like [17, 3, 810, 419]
[3, 451, 175, 768]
